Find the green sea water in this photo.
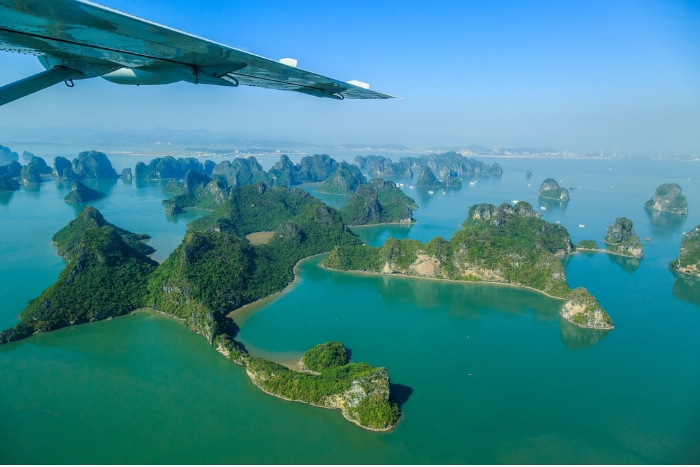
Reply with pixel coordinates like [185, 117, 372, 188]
[1, 154, 700, 463]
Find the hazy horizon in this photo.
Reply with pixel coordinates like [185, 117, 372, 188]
[1, 0, 699, 155]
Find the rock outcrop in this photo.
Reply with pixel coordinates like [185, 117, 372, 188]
[603, 217, 643, 258]
[670, 225, 700, 278]
[0, 160, 22, 178]
[0, 211, 157, 344]
[317, 162, 367, 194]
[0, 145, 18, 165]
[340, 178, 416, 225]
[19, 164, 42, 184]
[576, 239, 600, 250]
[560, 287, 614, 329]
[326, 201, 575, 298]
[644, 183, 688, 215]
[135, 156, 210, 180]
[72, 151, 119, 179]
[121, 168, 133, 181]
[63, 180, 106, 204]
[211, 157, 265, 186]
[354, 155, 412, 178]
[0, 173, 20, 192]
[400, 151, 501, 178]
[416, 166, 443, 188]
[538, 178, 569, 202]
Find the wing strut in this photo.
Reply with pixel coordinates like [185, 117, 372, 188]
[0, 66, 83, 106]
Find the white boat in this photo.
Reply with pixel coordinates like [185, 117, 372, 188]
[540, 206, 546, 210]
[408, 186, 414, 189]
[512, 200, 519, 204]
[579, 224, 585, 228]
[527, 184, 531, 187]
[442, 192, 446, 195]
[469, 181, 476, 186]
[428, 190, 434, 195]
[556, 220, 561, 224]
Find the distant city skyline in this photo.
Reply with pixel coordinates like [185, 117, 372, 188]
[0, 0, 698, 155]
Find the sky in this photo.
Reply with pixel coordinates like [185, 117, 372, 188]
[0, 0, 699, 154]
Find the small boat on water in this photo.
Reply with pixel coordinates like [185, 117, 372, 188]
[469, 181, 476, 186]
[467, 374, 473, 377]
[540, 206, 547, 210]
[556, 220, 561, 224]
[645, 237, 651, 242]
[512, 200, 519, 204]
[428, 190, 434, 194]
[579, 224, 586, 228]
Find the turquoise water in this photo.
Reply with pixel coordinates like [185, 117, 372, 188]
[1, 156, 700, 463]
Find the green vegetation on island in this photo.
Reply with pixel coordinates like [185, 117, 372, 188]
[603, 217, 643, 258]
[644, 183, 688, 215]
[400, 152, 502, 178]
[340, 178, 416, 225]
[0, 212, 158, 344]
[576, 239, 600, 250]
[63, 180, 106, 204]
[0, 173, 20, 192]
[317, 162, 367, 194]
[211, 157, 265, 186]
[325, 201, 574, 298]
[560, 287, 614, 329]
[538, 178, 569, 202]
[354, 155, 412, 178]
[52, 206, 154, 257]
[149, 183, 361, 340]
[246, 348, 399, 431]
[302, 342, 349, 372]
[0, 160, 22, 178]
[134, 156, 214, 180]
[54, 151, 119, 180]
[670, 224, 700, 278]
[416, 167, 444, 188]
[19, 163, 42, 184]
[162, 170, 228, 215]
[1, 192, 400, 431]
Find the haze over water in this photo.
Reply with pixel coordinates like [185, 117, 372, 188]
[1, 151, 699, 463]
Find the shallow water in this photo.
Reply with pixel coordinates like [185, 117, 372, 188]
[1, 154, 700, 463]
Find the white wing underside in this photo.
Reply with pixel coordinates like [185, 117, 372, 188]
[0, 0, 394, 99]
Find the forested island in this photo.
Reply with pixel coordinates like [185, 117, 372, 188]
[670, 224, 700, 278]
[645, 183, 688, 215]
[340, 179, 417, 225]
[317, 162, 366, 194]
[324, 201, 574, 297]
[603, 217, 643, 258]
[559, 288, 614, 329]
[64, 180, 106, 204]
[538, 178, 569, 202]
[54, 150, 119, 180]
[0, 189, 399, 431]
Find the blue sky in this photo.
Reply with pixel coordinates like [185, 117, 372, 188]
[1, 0, 699, 153]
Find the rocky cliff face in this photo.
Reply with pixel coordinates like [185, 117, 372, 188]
[671, 224, 700, 277]
[644, 183, 688, 215]
[560, 287, 614, 329]
[603, 217, 643, 258]
[19, 164, 42, 184]
[354, 155, 413, 178]
[72, 151, 119, 179]
[416, 166, 443, 187]
[538, 178, 569, 202]
[317, 162, 367, 194]
[211, 157, 265, 186]
[340, 178, 416, 225]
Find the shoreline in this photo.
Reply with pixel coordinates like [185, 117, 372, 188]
[576, 247, 643, 259]
[669, 264, 700, 279]
[348, 221, 415, 228]
[227, 252, 328, 319]
[244, 369, 394, 432]
[318, 263, 566, 300]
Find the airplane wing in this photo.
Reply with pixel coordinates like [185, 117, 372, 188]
[0, 0, 395, 106]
